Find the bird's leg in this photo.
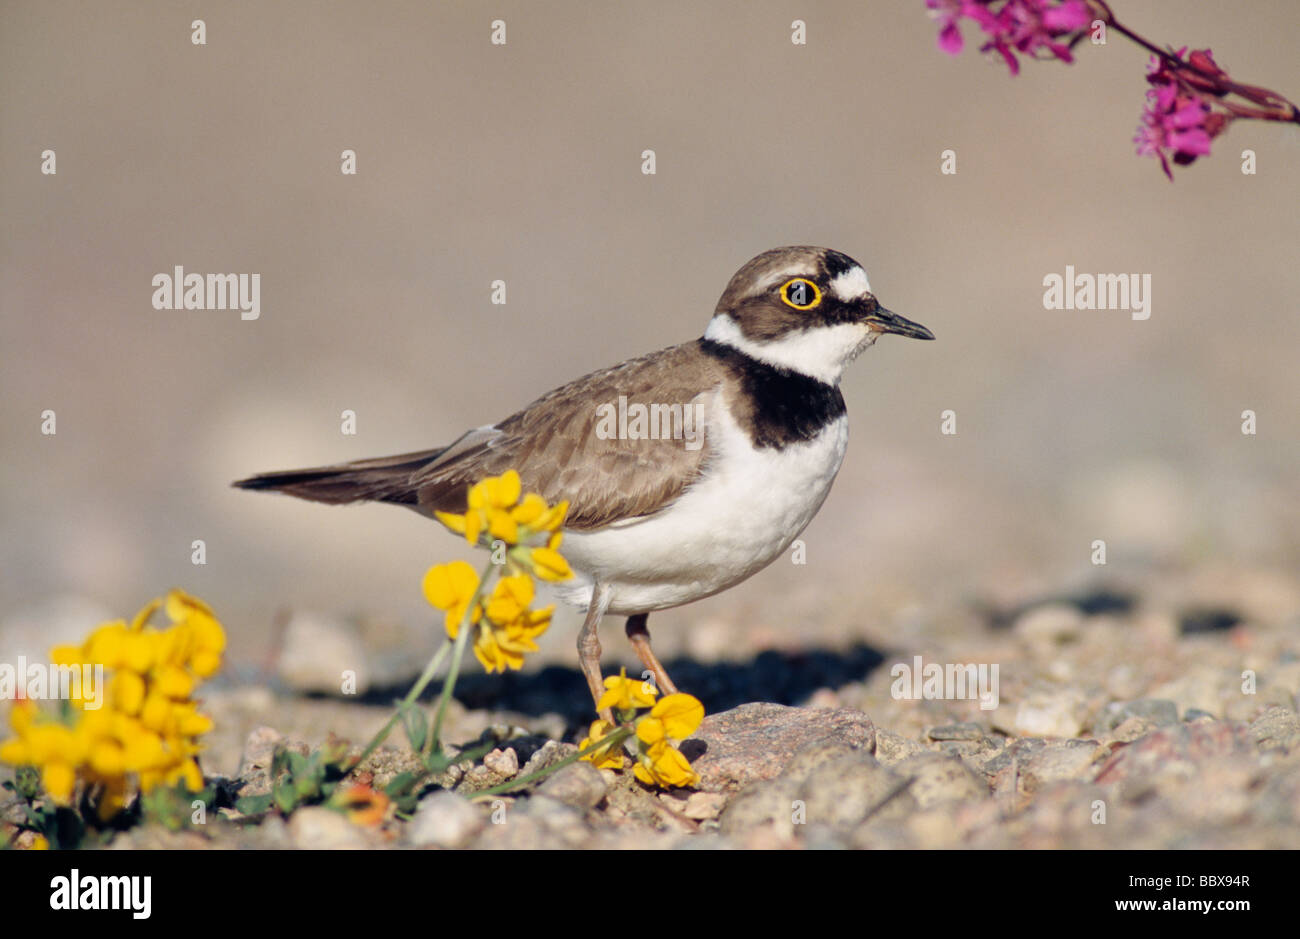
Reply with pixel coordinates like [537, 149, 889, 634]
[577, 583, 613, 722]
[626, 613, 678, 695]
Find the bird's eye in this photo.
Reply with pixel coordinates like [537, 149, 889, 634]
[779, 278, 822, 310]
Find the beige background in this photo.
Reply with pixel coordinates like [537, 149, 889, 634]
[2, 1, 1297, 672]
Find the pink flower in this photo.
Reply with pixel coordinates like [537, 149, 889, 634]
[1135, 48, 1228, 179]
[926, 0, 969, 55]
[927, 0, 1092, 74]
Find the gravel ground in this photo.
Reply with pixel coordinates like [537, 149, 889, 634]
[7, 560, 1294, 850]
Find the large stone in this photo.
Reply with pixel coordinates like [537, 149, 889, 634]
[684, 703, 875, 792]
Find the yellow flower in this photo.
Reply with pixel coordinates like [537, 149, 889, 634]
[42, 761, 77, 803]
[422, 561, 482, 637]
[578, 719, 626, 770]
[29, 835, 49, 851]
[470, 470, 522, 511]
[633, 740, 699, 789]
[435, 472, 569, 551]
[109, 671, 146, 716]
[509, 493, 548, 526]
[0, 592, 222, 818]
[596, 668, 657, 714]
[532, 500, 569, 533]
[484, 574, 534, 625]
[528, 545, 573, 582]
[635, 693, 704, 747]
[471, 606, 553, 673]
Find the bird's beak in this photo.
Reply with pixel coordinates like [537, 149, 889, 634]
[864, 307, 935, 340]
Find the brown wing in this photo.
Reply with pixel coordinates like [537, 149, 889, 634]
[410, 341, 718, 530]
[234, 341, 720, 532]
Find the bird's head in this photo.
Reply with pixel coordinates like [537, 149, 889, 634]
[705, 246, 934, 384]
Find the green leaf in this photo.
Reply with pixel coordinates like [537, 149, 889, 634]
[235, 794, 274, 815]
[273, 781, 299, 815]
[287, 750, 309, 779]
[401, 705, 428, 752]
[383, 771, 422, 797]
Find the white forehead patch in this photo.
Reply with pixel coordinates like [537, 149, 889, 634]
[829, 265, 871, 301]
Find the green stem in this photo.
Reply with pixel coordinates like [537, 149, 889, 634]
[470, 726, 633, 798]
[429, 558, 498, 755]
[348, 639, 450, 772]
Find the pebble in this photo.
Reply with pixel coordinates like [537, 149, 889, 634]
[1017, 740, 1099, 793]
[801, 753, 912, 826]
[288, 806, 371, 849]
[1249, 706, 1300, 753]
[536, 762, 607, 810]
[1093, 698, 1179, 735]
[1014, 689, 1086, 738]
[874, 730, 928, 765]
[1012, 603, 1085, 645]
[482, 747, 519, 778]
[927, 722, 985, 741]
[893, 753, 987, 807]
[408, 791, 485, 848]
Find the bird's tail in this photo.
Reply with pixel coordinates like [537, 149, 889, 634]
[231, 447, 448, 506]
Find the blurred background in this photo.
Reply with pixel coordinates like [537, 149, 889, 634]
[2, 0, 1298, 689]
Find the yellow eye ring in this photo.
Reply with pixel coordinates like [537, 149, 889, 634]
[779, 277, 822, 310]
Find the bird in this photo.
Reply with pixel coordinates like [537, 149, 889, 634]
[233, 246, 934, 709]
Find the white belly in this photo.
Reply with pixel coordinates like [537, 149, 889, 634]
[557, 406, 849, 615]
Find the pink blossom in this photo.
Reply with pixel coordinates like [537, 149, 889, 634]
[1135, 48, 1228, 179]
[926, 0, 1092, 74]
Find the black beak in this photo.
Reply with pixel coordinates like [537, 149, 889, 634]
[865, 307, 935, 340]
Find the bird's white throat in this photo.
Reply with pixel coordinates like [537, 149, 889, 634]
[703, 314, 875, 385]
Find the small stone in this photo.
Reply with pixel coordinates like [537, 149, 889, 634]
[874, 730, 928, 765]
[801, 753, 915, 827]
[719, 777, 803, 837]
[680, 791, 728, 820]
[1094, 699, 1179, 735]
[408, 791, 485, 848]
[1012, 603, 1084, 645]
[1093, 721, 1253, 785]
[1014, 689, 1086, 738]
[1183, 708, 1216, 722]
[536, 761, 607, 810]
[236, 726, 284, 797]
[1249, 706, 1300, 753]
[893, 753, 987, 807]
[687, 703, 875, 792]
[288, 806, 370, 849]
[482, 747, 519, 778]
[1018, 740, 1099, 793]
[276, 611, 370, 696]
[927, 722, 985, 741]
[519, 795, 591, 847]
[519, 740, 578, 777]
[1106, 716, 1157, 743]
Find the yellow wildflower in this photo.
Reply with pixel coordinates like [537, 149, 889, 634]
[484, 574, 535, 625]
[635, 693, 705, 747]
[578, 719, 626, 770]
[422, 561, 482, 637]
[597, 668, 658, 714]
[633, 740, 699, 789]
